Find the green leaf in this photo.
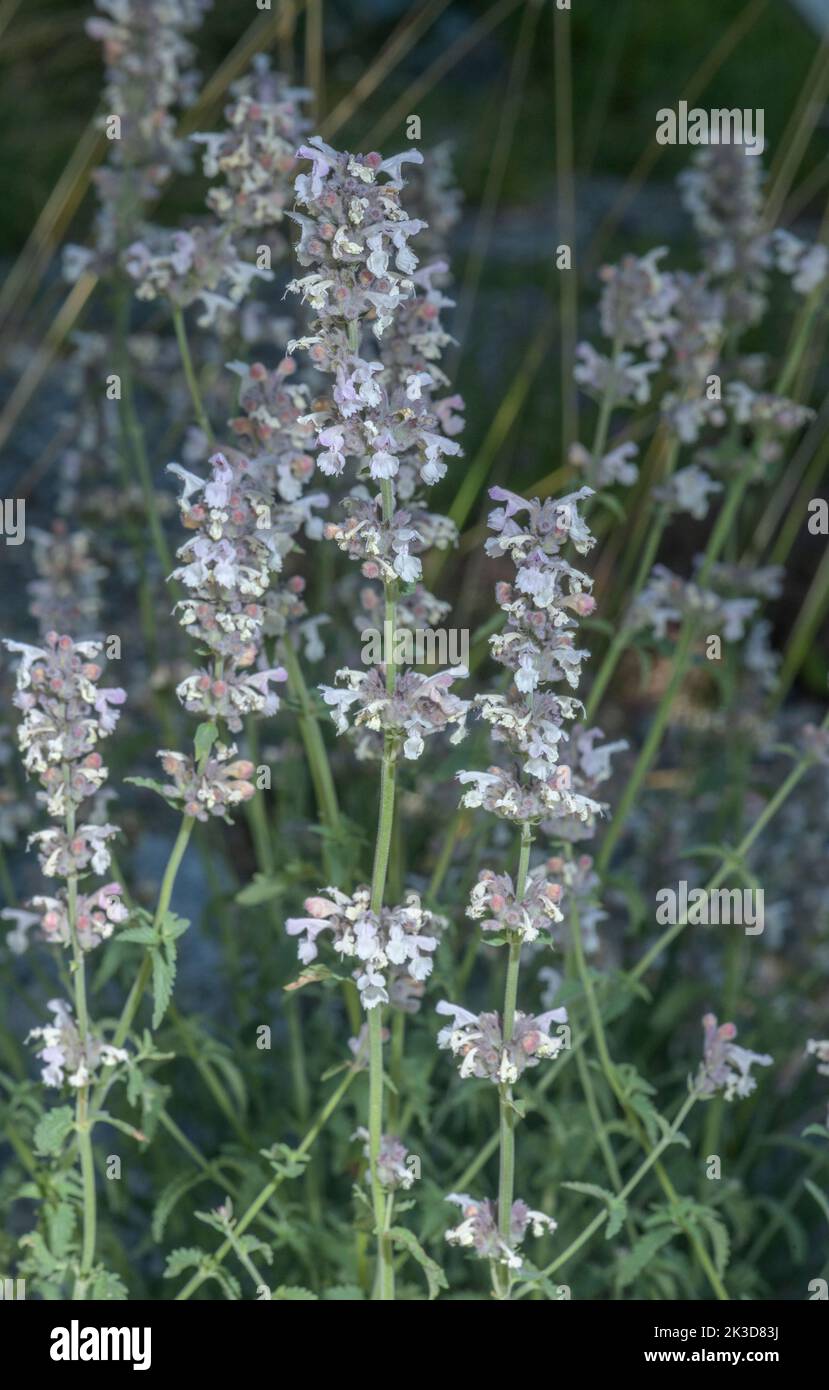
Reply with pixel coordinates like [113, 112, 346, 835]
[164, 1247, 206, 1279]
[236, 874, 285, 906]
[617, 1227, 677, 1290]
[19, 1230, 65, 1279]
[124, 776, 176, 803]
[34, 1106, 75, 1157]
[153, 1172, 211, 1243]
[259, 1141, 311, 1181]
[272, 1285, 318, 1300]
[194, 720, 219, 764]
[118, 925, 158, 946]
[805, 1180, 829, 1229]
[88, 1266, 129, 1300]
[159, 910, 190, 942]
[803, 1123, 829, 1142]
[46, 1202, 76, 1260]
[561, 1182, 627, 1238]
[694, 1208, 731, 1278]
[322, 1284, 366, 1300]
[388, 1226, 448, 1301]
[606, 1196, 628, 1239]
[152, 948, 176, 1029]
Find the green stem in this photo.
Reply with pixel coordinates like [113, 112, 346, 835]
[172, 305, 214, 443]
[115, 282, 173, 575]
[494, 821, 532, 1298]
[585, 502, 671, 722]
[364, 466, 400, 1302]
[176, 1067, 357, 1300]
[111, 814, 195, 1050]
[281, 633, 342, 869]
[522, 1092, 698, 1287]
[64, 787, 96, 1298]
[453, 737, 824, 1193]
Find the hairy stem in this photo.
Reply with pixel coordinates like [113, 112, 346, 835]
[494, 820, 532, 1298]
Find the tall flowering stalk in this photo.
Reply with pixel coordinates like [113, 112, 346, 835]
[2, 635, 127, 1296]
[283, 138, 467, 1299]
[125, 57, 311, 341]
[441, 486, 621, 1296]
[65, 0, 211, 280]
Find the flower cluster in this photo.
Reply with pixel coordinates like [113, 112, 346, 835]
[627, 564, 762, 643]
[27, 527, 106, 639]
[323, 491, 456, 587]
[3, 882, 128, 955]
[457, 486, 606, 825]
[570, 439, 640, 489]
[157, 745, 256, 821]
[4, 634, 125, 823]
[27, 999, 128, 1089]
[466, 866, 563, 945]
[540, 852, 607, 954]
[436, 1000, 568, 1084]
[168, 449, 296, 727]
[678, 144, 769, 329]
[354, 1128, 416, 1191]
[540, 727, 627, 843]
[125, 225, 271, 327]
[574, 249, 679, 411]
[287, 137, 425, 331]
[695, 1014, 772, 1101]
[286, 888, 443, 1010]
[193, 58, 311, 255]
[125, 54, 311, 324]
[65, 0, 210, 274]
[320, 664, 468, 760]
[444, 1194, 556, 1269]
[679, 146, 827, 330]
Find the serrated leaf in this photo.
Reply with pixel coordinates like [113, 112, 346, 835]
[605, 1196, 628, 1239]
[118, 925, 158, 945]
[164, 1246, 205, 1279]
[152, 1171, 210, 1243]
[259, 1142, 310, 1181]
[389, 1226, 448, 1301]
[272, 1285, 318, 1300]
[694, 1208, 731, 1278]
[124, 776, 176, 802]
[159, 911, 190, 941]
[617, 1227, 677, 1290]
[88, 1266, 128, 1300]
[46, 1203, 75, 1260]
[561, 1181, 615, 1203]
[561, 1182, 626, 1238]
[34, 1106, 74, 1157]
[152, 949, 176, 1029]
[19, 1230, 65, 1278]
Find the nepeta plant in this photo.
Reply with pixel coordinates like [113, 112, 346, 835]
[2, 3, 828, 1308]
